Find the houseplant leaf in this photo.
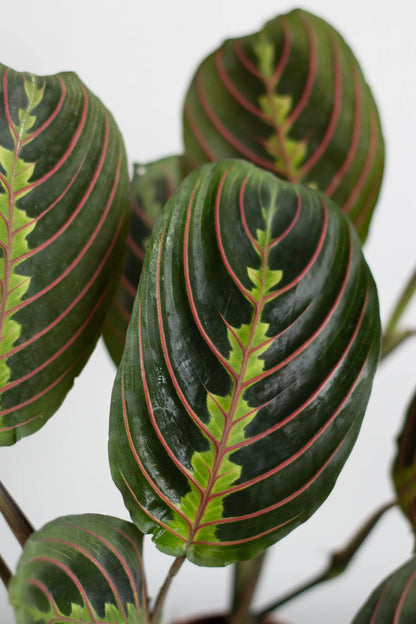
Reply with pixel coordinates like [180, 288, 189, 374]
[109, 159, 381, 567]
[351, 556, 416, 623]
[9, 514, 147, 623]
[183, 9, 384, 242]
[103, 155, 187, 365]
[392, 389, 416, 535]
[0, 64, 129, 445]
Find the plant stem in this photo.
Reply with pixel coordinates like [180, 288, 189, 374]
[0, 480, 34, 547]
[150, 554, 186, 623]
[381, 329, 416, 361]
[230, 552, 267, 624]
[381, 268, 416, 360]
[253, 499, 396, 622]
[0, 554, 12, 589]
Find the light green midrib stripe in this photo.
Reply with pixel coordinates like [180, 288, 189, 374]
[185, 181, 278, 547]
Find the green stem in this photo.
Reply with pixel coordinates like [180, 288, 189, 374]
[253, 500, 396, 622]
[230, 552, 267, 624]
[0, 480, 34, 547]
[0, 553, 12, 589]
[150, 554, 186, 623]
[381, 268, 416, 360]
[381, 328, 416, 361]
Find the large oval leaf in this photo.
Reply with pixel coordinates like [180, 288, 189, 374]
[8, 514, 147, 623]
[109, 160, 380, 566]
[103, 155, 187, 366]
[351, 556, 416, 623]
[392, 390, 416, 534]
[0, 64, 129, 445]
[183, 9, 384, 242]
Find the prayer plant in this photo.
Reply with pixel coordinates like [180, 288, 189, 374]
[1, 7, 415, 624]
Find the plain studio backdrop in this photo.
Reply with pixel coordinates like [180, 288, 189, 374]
[0, 1, 415, 622]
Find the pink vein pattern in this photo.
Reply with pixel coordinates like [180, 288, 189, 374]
[111, 161, 379, 563]
[183, 9, 384, 239]
[0, 66, 128, 443]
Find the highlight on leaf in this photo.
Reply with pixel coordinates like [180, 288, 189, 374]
[183, 8, 385, 242]
[0, 64, 129, 445]
[8, 514, 147, 623]
[109, 159, 381, 567]
[103, 155, 187, 366]
[351, 555, 416, 623]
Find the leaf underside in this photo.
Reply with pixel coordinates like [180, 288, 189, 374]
[109, 159, 381, 567]
[183, 8, 385, 242]
[0, 64, 129, 445]
[103, 155, 187, 366]
[9, 514, 147, 623]
[352, 556, 416, 623]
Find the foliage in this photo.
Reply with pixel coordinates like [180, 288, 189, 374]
[0, 6, 414, 624]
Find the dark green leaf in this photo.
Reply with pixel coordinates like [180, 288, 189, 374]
[109, 159, 380, 566]
[103, 155, 187, 365]
[183, 9, 384, 242]
[9, 514, 147, 623]
[392, 390, 416, 533]
[351, 556, 416, 623]
[0, 64, 129, 445]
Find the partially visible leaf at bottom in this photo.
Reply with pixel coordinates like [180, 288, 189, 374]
[352, 556, 416, 623]
[9, 514, 147, 623]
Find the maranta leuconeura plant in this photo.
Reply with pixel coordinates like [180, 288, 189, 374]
[3, 5, 406, 623]
[103, 8, 385, 368]
[109, 160, 381, 566]
[0, 65, 129, 445]
[183, 9, 384, 243]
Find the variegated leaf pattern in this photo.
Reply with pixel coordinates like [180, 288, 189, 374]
[392, 390, 416, 535]
[103, 155, 187, 365]
[109, 160, 381, 566]
[183, 9, 384, 242]
[352, 556, 416, 623]
[8, 514, 147, 623]
[0, 64, 129, 445]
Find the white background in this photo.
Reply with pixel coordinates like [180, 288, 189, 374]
[0, 1, 415, 623]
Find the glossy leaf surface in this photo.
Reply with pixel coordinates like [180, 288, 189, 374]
[392, 390, 416, 533]
[352, 556, 416, 623]
[103, 155, 187, 365]
[0, 64, 129, 445]
[109, 160, 380, 566]
[9, 514, 147, 623]
[183, 9, 384, 242]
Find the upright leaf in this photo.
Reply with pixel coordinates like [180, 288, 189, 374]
[9, 514, 147, 623]
[352, 556, 416, 623]
[0, 64, 129, 445]
[109, 160, 380, 567]
[183, 9, 384, 242]
[103, 155, 187, 365]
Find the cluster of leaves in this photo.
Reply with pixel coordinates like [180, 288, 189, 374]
[1, 8, 416, 624]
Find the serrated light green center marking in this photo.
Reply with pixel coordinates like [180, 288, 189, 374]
[12, 598, 143, 624]
[254, 36, 307, 182]
[0, 76, 45, 389]
[169, 198, 282, 546]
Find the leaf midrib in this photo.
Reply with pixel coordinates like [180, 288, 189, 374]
[186, 187, 275, 548]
